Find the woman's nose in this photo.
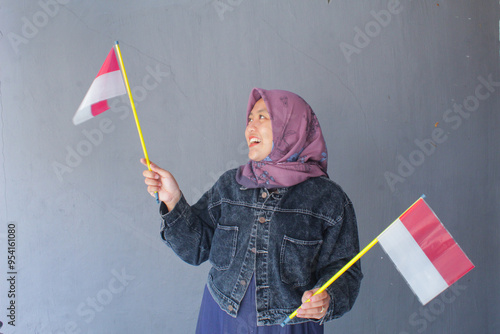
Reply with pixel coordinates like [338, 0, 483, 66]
[246, 123, 256, 133]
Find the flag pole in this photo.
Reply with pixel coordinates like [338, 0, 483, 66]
[280, 195, 426, 327]
[114, 41, 159, 203]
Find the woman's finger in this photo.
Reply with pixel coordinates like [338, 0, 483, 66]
[143, 169, 159, 179]
[296, 303, 328, 319]
[301, 289, 329, 305]
[144, 177, 161, 187]
[296, 288, 330, 319]
[147, 185, 161, 195]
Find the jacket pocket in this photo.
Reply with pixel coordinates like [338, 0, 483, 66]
[209, 225, 238, 270]
[280, 235, 323, 287]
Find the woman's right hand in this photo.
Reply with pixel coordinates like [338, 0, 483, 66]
[141, 158, 182, 211]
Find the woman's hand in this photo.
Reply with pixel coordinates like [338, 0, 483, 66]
[296, 288, 331, 320]
[141, 159, 182, 211]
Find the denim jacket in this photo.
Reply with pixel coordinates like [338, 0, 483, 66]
[159, 169, 362, 326]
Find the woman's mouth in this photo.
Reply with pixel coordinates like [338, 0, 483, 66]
[249, 136, 261, 147]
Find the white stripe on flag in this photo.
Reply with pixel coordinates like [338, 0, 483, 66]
[73, 70, 126, 125]
[72, 106, 93, 125]
[378, 219, 449, 305]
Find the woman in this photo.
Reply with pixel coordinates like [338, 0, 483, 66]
[142, 88, 362, 333]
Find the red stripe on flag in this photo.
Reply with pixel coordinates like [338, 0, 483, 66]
[96, 48, 120, 77]
[91, 100, 110, 117]
[400, 199, 474, 286]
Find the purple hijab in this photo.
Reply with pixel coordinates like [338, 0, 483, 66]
[236, 88, 328, 188]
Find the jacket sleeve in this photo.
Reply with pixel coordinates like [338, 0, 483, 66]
[159, 187, 218, 266]
[314, 195, 363, 324]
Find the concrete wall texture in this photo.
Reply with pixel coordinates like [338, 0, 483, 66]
[0, 1, 498, 333]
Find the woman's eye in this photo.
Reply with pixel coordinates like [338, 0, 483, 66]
[259, 115, 266, 119]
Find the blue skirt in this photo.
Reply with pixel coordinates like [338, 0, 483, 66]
[196, 275, 324, 334]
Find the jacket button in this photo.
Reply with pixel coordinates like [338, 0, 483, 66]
[261, 192, 268, 198]
[251, 247, 256, 253]
[259, 217, 266, 223]
[240, 280, 247, 286]
[228, 305, 234, 312]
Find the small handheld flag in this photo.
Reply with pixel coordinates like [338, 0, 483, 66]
[72, 48, 126, 125]
[73, 42, 159, 203]
[280, 195, 474, 327]
[377, 196, 474, 305]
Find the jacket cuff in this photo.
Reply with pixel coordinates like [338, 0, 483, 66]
[159, 193, 188, 228]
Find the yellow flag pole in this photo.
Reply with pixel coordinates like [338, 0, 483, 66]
[280, 238, 379, 327]
[114, 41, 159, 203]
[280, 195, 426, 327]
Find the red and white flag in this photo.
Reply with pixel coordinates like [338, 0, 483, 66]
[73, 48, 126, 125]
[378, 198, 474, 305]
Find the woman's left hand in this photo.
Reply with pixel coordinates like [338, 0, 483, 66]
[296, 288, 331, 319]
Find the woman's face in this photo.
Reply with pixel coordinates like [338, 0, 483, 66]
[245, 98, 273, 161]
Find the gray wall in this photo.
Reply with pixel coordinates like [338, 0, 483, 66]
[0, 1, 498, 333]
